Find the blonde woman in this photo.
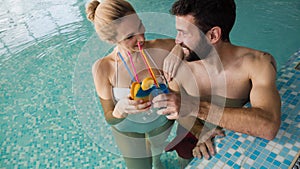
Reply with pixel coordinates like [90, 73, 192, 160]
[85, 0, 183, 168]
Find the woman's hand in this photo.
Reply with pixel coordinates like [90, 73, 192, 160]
[163, 44, 184, 82]
[113, 95, 151, 118]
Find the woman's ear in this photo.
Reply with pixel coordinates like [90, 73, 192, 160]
[207, 26, 221, 44]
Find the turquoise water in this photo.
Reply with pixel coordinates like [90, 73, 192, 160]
[232, 0, 300, 68]
[1, 0, 300, 168]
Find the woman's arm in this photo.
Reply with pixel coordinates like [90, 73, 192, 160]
[92, 58, 126, 124]
[92, 57, 151, 125]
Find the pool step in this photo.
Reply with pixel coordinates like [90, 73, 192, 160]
[289, 151, 300, 169]
[295, 62, 300, 70]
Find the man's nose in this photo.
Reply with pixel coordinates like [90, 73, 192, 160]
[175, 33, 182, 44]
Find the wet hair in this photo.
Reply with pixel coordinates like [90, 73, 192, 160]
[86, 0, 136, 42]
[171, 0, 236, 42]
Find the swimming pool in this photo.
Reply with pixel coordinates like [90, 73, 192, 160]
[1, 0, 300, 168]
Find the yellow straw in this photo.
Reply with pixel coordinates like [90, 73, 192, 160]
[138, 42, 159, 87]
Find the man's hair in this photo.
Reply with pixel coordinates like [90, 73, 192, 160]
[171, 0, 236, 42]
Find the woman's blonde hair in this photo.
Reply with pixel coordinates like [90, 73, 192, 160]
[86, 0, 136, 43]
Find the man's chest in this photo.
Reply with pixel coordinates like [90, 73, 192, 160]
[185, 71, 251, 98]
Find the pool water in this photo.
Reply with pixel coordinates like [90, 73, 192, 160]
[1, 0, 300, 168]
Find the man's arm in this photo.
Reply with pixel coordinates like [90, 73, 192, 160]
[167, 80, 204, 138]
[163, 44, 184, 81]
[198, 54, 281, 140]
[155, 91, 225, 159]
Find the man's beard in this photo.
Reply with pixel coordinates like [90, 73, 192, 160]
[180, 43, 212, 62]
[185, 50, 200, 62]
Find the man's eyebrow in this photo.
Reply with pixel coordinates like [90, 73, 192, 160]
[176, 28, 184, 32]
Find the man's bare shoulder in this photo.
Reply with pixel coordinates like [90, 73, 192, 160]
[175, 60, 206, 82]
[237, 47, 277, 81]
[238, 47, 276, 69]
[259, 52, 276, 70]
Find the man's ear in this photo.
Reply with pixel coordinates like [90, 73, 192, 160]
[207, 26, 221, 44]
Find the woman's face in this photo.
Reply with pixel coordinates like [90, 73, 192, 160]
[115, 14, 145, 52]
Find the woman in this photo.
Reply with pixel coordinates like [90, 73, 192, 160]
[85, 0, 179, 168]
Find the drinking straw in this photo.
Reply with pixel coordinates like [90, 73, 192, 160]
[127, 51, 140, 83]
[137, 42, 159, 87]
[117, 52, 135, 81]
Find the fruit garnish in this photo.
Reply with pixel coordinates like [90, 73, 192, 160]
[141, 77, 154, 90]
[130, 82, 140, 99]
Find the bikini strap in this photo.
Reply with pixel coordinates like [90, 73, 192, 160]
[115, 54, 118, 87]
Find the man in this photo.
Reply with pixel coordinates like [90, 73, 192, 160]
[154, 0, 281, 160]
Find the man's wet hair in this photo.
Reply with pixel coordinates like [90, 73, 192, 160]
[171, 0, 236, 42]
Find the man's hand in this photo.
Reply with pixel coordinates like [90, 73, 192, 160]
[192, 127, 225, 159]
[151, 92, 181, 119]
[152, 91, 199, 119]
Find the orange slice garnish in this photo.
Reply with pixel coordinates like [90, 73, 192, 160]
[141, 77, 154, 90]
[130, 82, 141, 99]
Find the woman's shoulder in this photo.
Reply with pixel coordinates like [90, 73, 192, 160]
[92, 53, 115, 76]
[146, 38, 175, 51]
